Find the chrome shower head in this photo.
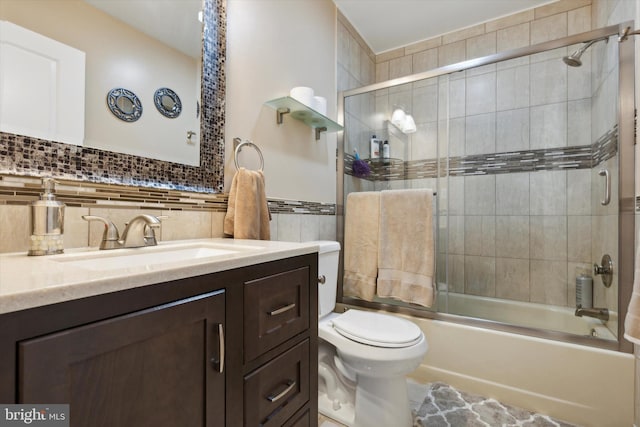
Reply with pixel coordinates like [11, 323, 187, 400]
[562, 36, 609, 67]
[562, 54, 583, 67]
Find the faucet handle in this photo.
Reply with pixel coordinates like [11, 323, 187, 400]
[82, 215, 120, 250]
[140, 215, 162, 246]
[143, 220, 162, 246]
[143, 215, 167, 243]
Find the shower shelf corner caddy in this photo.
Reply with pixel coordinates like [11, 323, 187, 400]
[346, 156, 404, 181]
[265, 96, 343, 140]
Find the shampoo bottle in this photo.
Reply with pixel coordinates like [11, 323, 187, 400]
[370, 135, 380, 159]
[382, 140, 390, 159]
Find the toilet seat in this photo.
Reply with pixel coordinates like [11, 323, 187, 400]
[331, 310, 423, 348]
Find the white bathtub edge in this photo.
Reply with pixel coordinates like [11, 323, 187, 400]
[410, 317, 634, 427]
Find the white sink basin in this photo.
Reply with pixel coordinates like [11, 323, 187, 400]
[50, 241, 264, 271]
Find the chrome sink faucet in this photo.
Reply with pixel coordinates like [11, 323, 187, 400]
[121, 215, 161, 248]
[82, 214, 162, 249]
[575, 305, 609, 322]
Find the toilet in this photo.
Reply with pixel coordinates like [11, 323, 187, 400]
[313, 241, 428, 427]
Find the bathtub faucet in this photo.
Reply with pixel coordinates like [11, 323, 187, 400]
[575, 305, 609, 322]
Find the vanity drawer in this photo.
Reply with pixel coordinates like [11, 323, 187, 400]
[244, 340, 310, 427]
[244, 266, 310, 362]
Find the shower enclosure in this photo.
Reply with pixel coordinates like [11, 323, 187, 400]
[337, 23, 635, 352]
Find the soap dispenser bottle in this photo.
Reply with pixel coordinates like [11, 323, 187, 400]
[28, 178, 65, 256]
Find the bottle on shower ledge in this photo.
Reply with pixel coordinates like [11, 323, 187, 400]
[576, 274, 593, 309]
[382, 140, 390, 163]
[370, 135, 381, 159]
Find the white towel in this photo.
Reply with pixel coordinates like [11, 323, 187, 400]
[224, 168, 271, 240]
[343, 191, 380, 301]
[377, 189, 435, 307]
[624, 243, 640, 344]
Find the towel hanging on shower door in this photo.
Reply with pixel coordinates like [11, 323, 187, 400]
[343, 191, 380, 301]
[376, 189, 435, 308]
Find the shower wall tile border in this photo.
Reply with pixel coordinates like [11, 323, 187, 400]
[345, 125, 618, 181]
[0, 0, 226, 194]
[0, 175, 336, 215]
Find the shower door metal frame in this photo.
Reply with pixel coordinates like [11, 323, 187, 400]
[336, 23, 635, 353]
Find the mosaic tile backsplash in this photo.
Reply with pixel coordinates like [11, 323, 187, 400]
[0, 175, 336, 216]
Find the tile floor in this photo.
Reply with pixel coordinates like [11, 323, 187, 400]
[318, 381, 580, 427]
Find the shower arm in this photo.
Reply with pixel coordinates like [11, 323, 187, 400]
[576, 38, 602, 54]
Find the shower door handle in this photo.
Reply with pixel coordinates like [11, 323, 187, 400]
[599, 169, 610, 206]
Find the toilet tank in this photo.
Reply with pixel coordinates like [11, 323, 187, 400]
[312, 241, 341, 318]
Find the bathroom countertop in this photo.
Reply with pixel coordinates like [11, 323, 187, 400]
[0, 238, 319, 315]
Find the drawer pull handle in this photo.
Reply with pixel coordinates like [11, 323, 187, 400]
[266, 380, 296, 403]
[318, 275, 326, 284]
[268, 303, 296, 316]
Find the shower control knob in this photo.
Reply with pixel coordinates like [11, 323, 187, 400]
[318, 275, 326, 285]
[593, 254, 613, 288]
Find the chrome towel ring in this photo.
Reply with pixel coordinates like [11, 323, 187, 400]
[233, 138, 264, 171]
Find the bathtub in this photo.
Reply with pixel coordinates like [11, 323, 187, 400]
[440, 291, 617, 341]
[336, 301, 634, 427]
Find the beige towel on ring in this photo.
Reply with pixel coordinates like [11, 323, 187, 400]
[224, 168, 271, 240]
[343, 191, 380, 301]
[377, 189, 434, 307]
[624, 243, 640, 344]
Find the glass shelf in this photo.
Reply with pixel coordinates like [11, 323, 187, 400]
[363, 157, 403, 166]
[265, 96, 343, 140]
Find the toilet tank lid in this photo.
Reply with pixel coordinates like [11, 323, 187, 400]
[311, 240, 341, 254]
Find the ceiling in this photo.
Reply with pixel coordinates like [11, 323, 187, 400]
[84, 0, 202, 58]
[333, 0, 558, 54]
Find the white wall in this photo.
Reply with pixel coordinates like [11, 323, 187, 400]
[225, 0, 337, 203]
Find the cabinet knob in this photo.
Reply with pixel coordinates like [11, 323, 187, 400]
[318, 275, 326, 284]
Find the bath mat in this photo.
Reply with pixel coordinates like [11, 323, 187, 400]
[409, 381, 580, 427]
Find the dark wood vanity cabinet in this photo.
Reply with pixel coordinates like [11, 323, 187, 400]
[0, 253, 318, 427]
[19, 291, 226, 427]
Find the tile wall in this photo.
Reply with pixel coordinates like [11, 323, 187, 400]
[338, 11, 378, 197]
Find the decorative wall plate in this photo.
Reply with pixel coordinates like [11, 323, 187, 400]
[154, 87, 182, 118]
[106, 88, 142, 122]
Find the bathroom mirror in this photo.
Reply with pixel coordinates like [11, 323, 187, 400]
[0, 0, 225, 192]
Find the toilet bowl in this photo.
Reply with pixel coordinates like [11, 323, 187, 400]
[312, 241, 428, 427]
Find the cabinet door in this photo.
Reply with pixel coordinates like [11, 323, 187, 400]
[18, 290, 225, 427]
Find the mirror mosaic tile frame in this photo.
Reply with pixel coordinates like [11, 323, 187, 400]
[0, 0, 226, 193]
